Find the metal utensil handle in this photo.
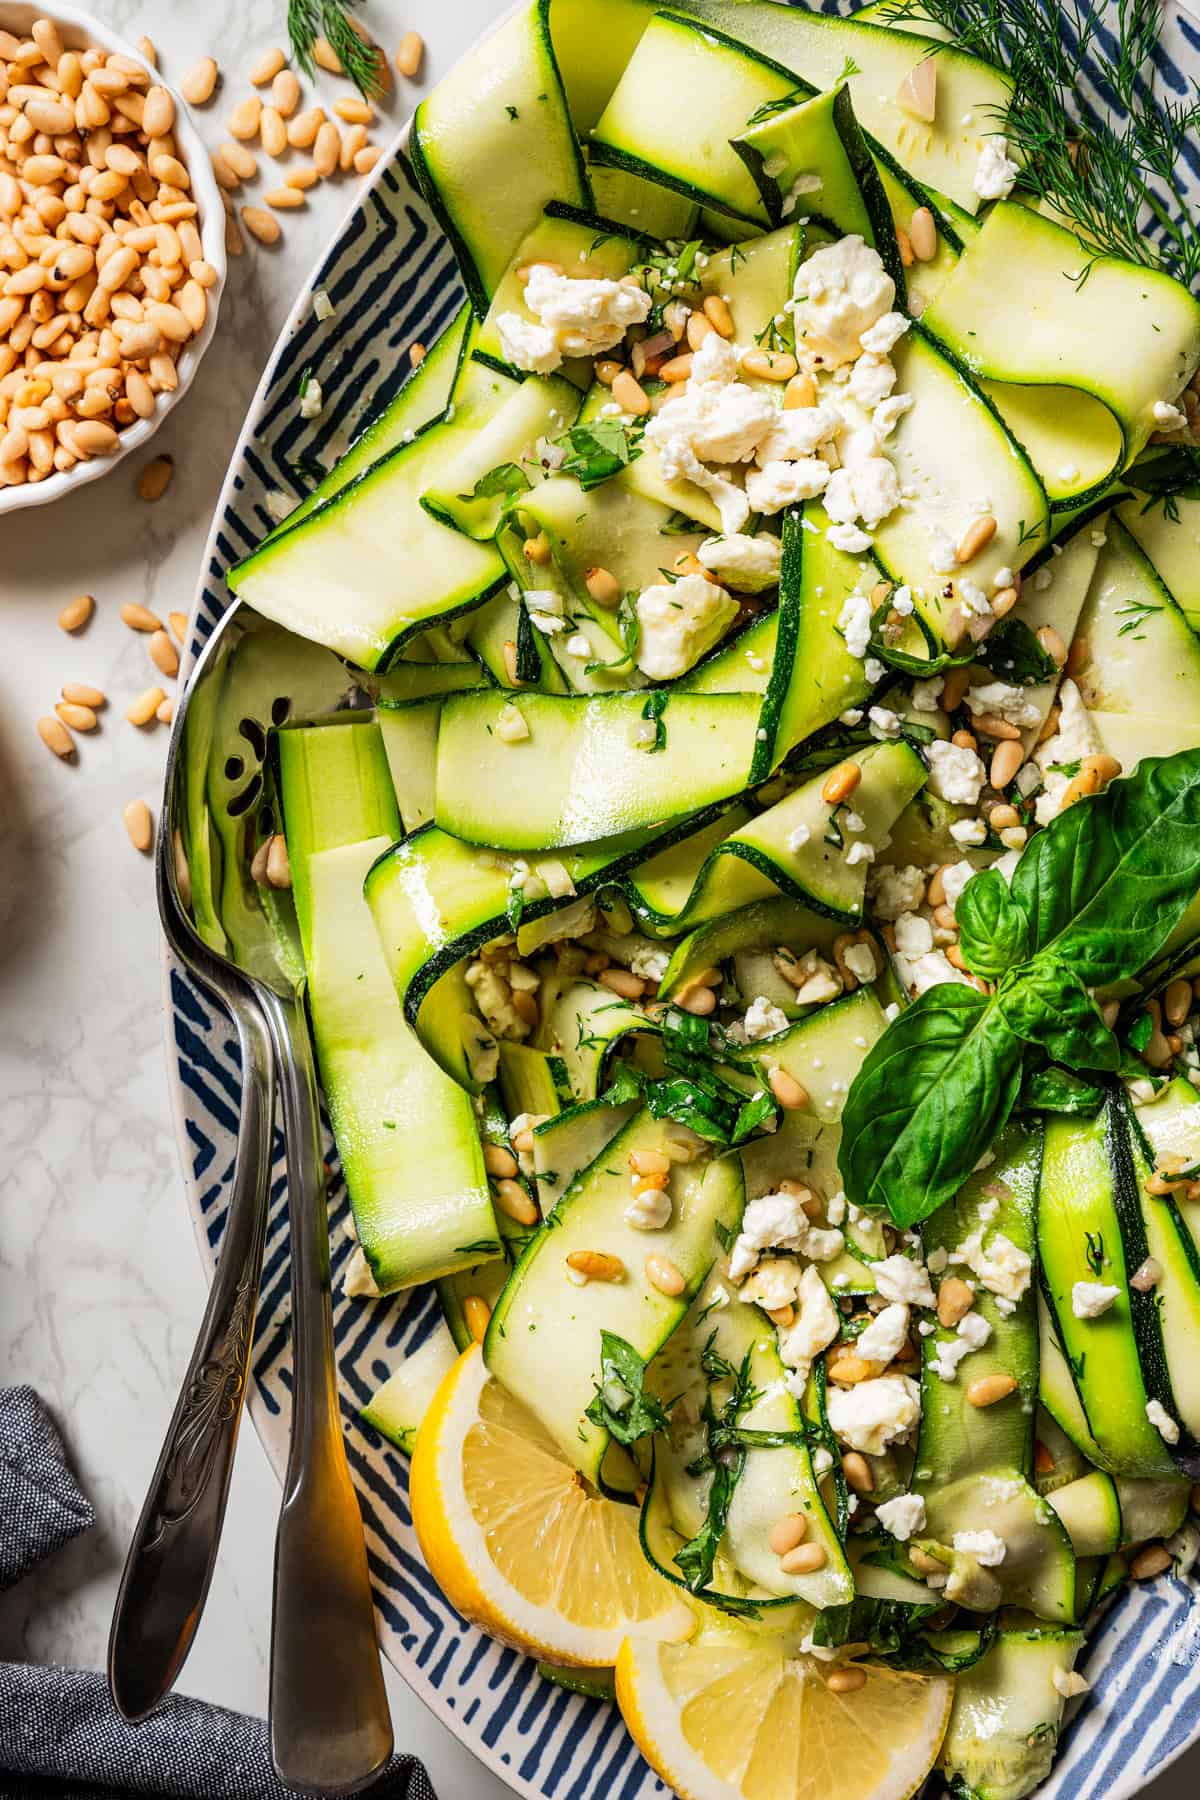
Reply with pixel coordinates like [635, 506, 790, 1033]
[266, 992, 393, 1795]
[108, 985, 275, 1724]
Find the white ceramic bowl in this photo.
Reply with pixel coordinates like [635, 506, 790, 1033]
[0, 1, 226, 512]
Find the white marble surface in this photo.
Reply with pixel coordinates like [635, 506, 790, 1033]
[0, 3, 1196, 1798]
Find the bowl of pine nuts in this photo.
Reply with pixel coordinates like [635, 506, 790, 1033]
[0, 3, 226, 509]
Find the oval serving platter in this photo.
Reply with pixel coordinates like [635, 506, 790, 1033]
[167, 3, 1200, 1797]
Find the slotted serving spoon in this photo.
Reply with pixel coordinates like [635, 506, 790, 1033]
[109, 602, 393, 1794]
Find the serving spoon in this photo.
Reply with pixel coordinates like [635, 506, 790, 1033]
[109, 602, 393, 1792]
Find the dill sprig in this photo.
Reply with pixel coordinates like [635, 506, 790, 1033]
[878, 0, 1200, 289]
[287, 0, 385, 99]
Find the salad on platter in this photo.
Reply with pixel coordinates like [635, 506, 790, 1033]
[196, 1, 1200, 1796]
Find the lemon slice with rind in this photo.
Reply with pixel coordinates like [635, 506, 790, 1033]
[615, 1626, 953, 1800]
[409, 1344, 694, 1666]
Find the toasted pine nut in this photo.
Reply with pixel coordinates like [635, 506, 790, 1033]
[265, 187, 305, 210]
[523, 532, 551, 566]
[658, 352, 694, 385]
[123, 798, 153, 852]
[180, 58, 219, 105]
[992, 585, 1018, 618]
[645, 1254, 686, 1297]
[956, 514, 997, 563]
[266, 832, 291, 889]
[566, 1250, 624, 1283]
[312, 118, 340, 174]
[292, 105, 327, 149]
[897, 227, 914, 267]
[340, 123, 367, 171]
[55, 699, 97, 731]
[702, 293, 735, 339]
[685, 309, 714, 352]
[593, 357, 622, 388]
[941, 666, 971, 714]
[58, 592, 94, 632]
[125, 685, 165, 726]
[249, 838, 271, 886]
[1066, 634, 1089, 676]
[966, 1373, 1018, 1408]
[611, 368, 650, 415]
[599, 966, 646, 1000]
[37, 713, 75, 757]
[1165, 979, 1193, 1028]
[495, 1178, 539, 1227]
[228, 95, 262, 141]
[631, 1149, 672, 1178]
[989, 739, 1023, 790]
[937, 1276, 975, 1327]
[72, 418, 119, 455]
[784, 372, 817, 409]
[1061, 767, 1102, 809]
[241, 206, 281, 246]
[827, 1665, 867, 1693]
[741, 347, 798, 382]
[250, 47, 287, 85]
[270, 69, 301, 117]
[484, 1143, 518, 1179]
[335, 96, 375, 125]
[842, 1452, 874, 1494]
[463, 1294, 491, 1345]
[395, 31, 425, 78]
[313, 35, 343, 73]
[989, 803, 1021, 830]
[768, 1067, 809, 1111]
[780, 1541, 827, 1574]
[678, 985, 718, 1017]
[156, 697, 174, 725]
[828, 1354, 883, 1386]
[768, 1514, 808, 1556]
[1145, 1169, 1185, 1197]
[120, 601, 162, 632]
[1037, 624, 1067, 666]
[354, 146, 382, 176]
[260, 104, 288, 157]
[822, 760, 861, 805]
[1130, 1544, 1172, 1580]
[765, 1303, 795, 1328]
[286, 165, 320, 191]
[61, 682, 105, 709]
[138, 454, 173, 502]
[585, 565, 621, 608]
[1083, 752, 1121, 785]
[148, 628, 179, 677]
[973, 712, 1021, 741]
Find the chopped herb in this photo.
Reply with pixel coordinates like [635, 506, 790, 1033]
[585, 1332, 671, 1445]
[554, 418, 645, 491]
[641, 689, 669, 752]
[456, 461, 531, 505]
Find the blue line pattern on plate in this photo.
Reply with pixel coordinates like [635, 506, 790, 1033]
[170, 7, 1200, 1796]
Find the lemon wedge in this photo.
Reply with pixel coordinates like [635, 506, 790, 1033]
[409, 1344, 693, 1666]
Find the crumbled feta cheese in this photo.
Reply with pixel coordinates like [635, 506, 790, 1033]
[929, 527, 959, 574]
[1035, 679, 1103, 824]
[698, 531, 782, 593]
[635, 573, 739, 680]
[342, 1245, 381, 1297]
[564, 631, 591, 658]
[870, 864, 928, 920]
[788, 822, 812, 852]
[873, 392, 914, 439]
[298, 373, 323, 419]
[845, 842, 876, 867]
[942, 860, 978, 912]
[746, 458, 832, 514]
[754, 404, 840, 466]
[1153, 398, 1188, 433]
[894, 912, 934, 958]
[779, 1265, 841, 1373]
[949, 1226, 1032, 1302]
[742, 995, 790, 1041]
[496, 311, 562, 374]
[523, 263, 652, 359]
[953, 1528, 1006, 1566]
[625, 1181, 672, 1230]
[973, 136, 1020, 200]
[874, 1254, 936, 1308]
[741, 1256, 802, 1311]
[910, 949, 975, 993]
[927, 739, 986, 806]
[312, 287, 335, 322]
[1072, 1280, 1121, 1319]
[876, 1492, 926, 1541]
[791, 235, 896, 369]
[825, 448, 901, 532]
[857, 1301, 910, 1363]
[827, 1374, 921, 1454]
[1147, 1398, 1181, 1444]
[911, 676, 944, 713]
[964, 681, 1043, 732]
[849, 352, 897, 409]
[829, 523, 874, 553]
[839, 590, 873, 660]
[729, 1192, 844, 1281]
[950, 818, 988, 847]
[843, 941, 878, 986]
[868, 705, 901, 739]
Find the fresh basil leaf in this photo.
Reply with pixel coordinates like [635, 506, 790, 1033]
[555, 419, 644, 491]
[602, 1062, 646, 1107]
[978, 617, 1059, 685]
[1010, 748, 1200, 985]
[955, 869, 1030, 979]
[732, 1087, 780, 1143]
[838, 985, 1024, 1226]
[996, 959, 1120, 1072]
[456, 460, 531, 504]
[1127, 1009, 1154, 1053]
[1017, 1064, 1106, 1115]
[584, 1331, 671, 1446]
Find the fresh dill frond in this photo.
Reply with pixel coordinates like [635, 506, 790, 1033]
[876, 0, 1200, 289]
[287, 0, 385, 99]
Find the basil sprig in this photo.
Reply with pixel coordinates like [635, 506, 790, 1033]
[840, 749, 1200, 1225]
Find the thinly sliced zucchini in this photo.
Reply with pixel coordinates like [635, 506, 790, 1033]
[484, 1108, 742, 1481]
[544, 0, 658, 135]
[1115, 1474, 1190, 1547]
[1038, 1103, 1178, 1477]
[925, 202, 1200, 472]
[1006, 520, 1104, 755]
[1037, 1289, 1108, 1471]
[1046, 1471, 1121, 1559]
[410, 0, 589, 313]
[532, 1096, 640, 1212]
[873, 326, 1050, 643]
[697, 224, 803, 368]
[1033, 1408, 1091, 1498]
[497, 1040, 566, 1120]
[278, 722, 497, 1290]
[362, 1322, 458, 1452]
[433, 690, 763, 850]
[872, 158, 962, 316]
[540, 977, 652, 1100]
[1071, 518, 1200, 725]
[917, 1127, 1077, 1624]
[657, 895, 844, 1004]
[421, 372, 581, 537]
[1122, 1093, 1200, 1468]
[373, 659, 482, 703]
[1117, 488, 1200, 632]
[228, 376, 518, 670]
[983, 378, 1125, 510]
[585, 156, 699, 239]
[938, 1626, 1086, 1800]
[465, 578, 569, 695]
[377, 699, 442, 833]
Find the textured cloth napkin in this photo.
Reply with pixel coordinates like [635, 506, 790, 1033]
[0, 1387, 438, 1800]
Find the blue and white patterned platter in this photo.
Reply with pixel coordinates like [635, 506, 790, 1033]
[168, 6, 1200, 1796]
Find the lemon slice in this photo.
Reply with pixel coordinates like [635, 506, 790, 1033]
[409, 1344, 694, 1666]
[616, 1627, 953, 1800]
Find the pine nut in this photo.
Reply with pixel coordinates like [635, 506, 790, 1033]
[765, 1303, 795, 1327]
[989, 739, 1023, 790]
[1131, 1256, 1163, 1292]
[137, 454, 173, 502]
[265, 187, 304, 211]
[463, 1294, 491, 1344]
[156, 697, 174, 725]
[354, 146, 381, 176]
[992, 585, 1018, 618]
[768, 1514, 808, 1555]
[599, 966, 646, 1000]
[585, 565, 621, 608]
[1060, 767, 1102, 809]
[658, 352, 693, 385]
[630, 1149, 671, 1178]
[249, 838, 271, 886]
[241, 205, 281, 246]
[645, 1254, 686, 1297]
[58, 592, 94, 631]
[140, 84, 173, 138]
[909, 1546, 944, 1575]
[484, 1143, 518, 1179]
[1037, 624, 1067, 666]
[180, 59, 219, 106]
[741, 347, 798, 382]
[702, 293, 735, 339]
[264, 832, 291, 889]
[286, 166, 320, 191]
[678, 985, 718, 1016]
[941, 666, 971, 714]
[340, 124, 367, 171]
[1083, 752, 1121, 785]
[55, 699, 97, 731]
[956, 514, 997, 562]
[1130, 1544, 1172, 1580]
[566, 1250, 624, 1283]
[250, 47, 287, 85]
[611, 368, 650, 415]
[896, 227, 914, 267]
[841, 1452, 874, 1494]
[123, 798, 153, 852]
[125, 369, 155, 418]
[822, 760, 861, 804]
[909, 206, 938, 262]
[120, 601, 162, 632]
[784, 372, 817, 409]
[335, 96, 375, 125]
[768, 1067, 809, 1111]
[72, 418, 119, 455]
[966, 1373, 1018, 1408]
[828, 1354, 882, 1386]
[495, 1178, 539, 1226]
[228, 96, 262, 141]
[827, 1665, 867, 1693]
[312, 119, 340, 174]
[138, 36, 158, 66]
[260, 105, 288, 157]
[1145, 1170, 1184, 1197]
[37, 713, 74, 757]
[271, 69, 300, 118]
[1066, 634, 1089, 676]
[125, 685, 165, 725]
[61, 682, 105, 708]
[148, 628, 179, 677]
[972, 712, 1021, 741]
[292, 107, 328, 151]
[313, 35, 343, 74]
[683, 308, 713, 352]
[989, 803, 1021, 830]
[780, 1542, 826, 1574]
[937, 1276, 975, 1327]
[395, 31, 425, 78]
[1165, 979, 1192, 1028]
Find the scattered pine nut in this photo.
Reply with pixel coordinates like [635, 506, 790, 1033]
[138, 36, 158, 67]
[483, 1143, 518, 1179]
[180, 57, 219, 106]
[286, 165, 320, 190]
[494, 1178, 538, 1227]
[271, 69, 301, 117]
[741, 347, 798, 382]
[463, 1295, 491, 1344]
[37, 714, 75, 758]
[585, 566, 621, 608]
[242, 206, 282, 246]
[645, 1254, 686, 1297]
[266, 832, 292, 889]
[956, 513, 997, 563]
[909, 206, 938, 262]
[149, 630, 179, 678]
[395, 31, 425, 78]
[156, 696, 175, 725]
[313, 35, 344, 74]
[313, 119, 341, 174]
[702, 293, 735, 339]
[612, 369, 650, 415]
[767, 1067, 809, 1112]
[335, 96, 375, 125]
[937, 1276, 975, 1328]
[55, 700, 98, 732]
[126, 685, 166, 726]
[121, 602, 163, 633]
[822, 760, 862, 805]
[565, 1250, 624, 1283]
[138, 456, 174, 502]
[61, 683, 105, 709]
[143, 85, 175, 137]
[58, 594, 95, 633]
[261, 105, 288, 157]
[339, 123, 368, 171]
[768, 1514, 808, 1556]
[249, 838, 271, 886]
[291, 106, 327, 150]
[228, 95, 263, 141]
[966, 1373, 1018, 1408]
[123, 799, 153, 853]
[265, 188, 306, 210]
[250, 47, 287, 86]
[1130, 1544, 1172, 1580]
[841, 1452, 874, 1494]
[827, 1666, 867, 1694]
[780, 1541, 826, 1575]
[354, 146, 382, 176]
